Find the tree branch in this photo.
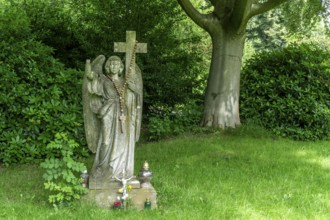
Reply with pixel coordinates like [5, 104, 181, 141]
[230, 0, 253, 33]
[249, 0, 289, 18]
[177, 0, 213, 30]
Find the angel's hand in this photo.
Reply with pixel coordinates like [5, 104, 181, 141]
[127, 79, 137, 90]
[85, 59, 93, 80]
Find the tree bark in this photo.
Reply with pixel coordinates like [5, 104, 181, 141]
[202, 29, 245, 128]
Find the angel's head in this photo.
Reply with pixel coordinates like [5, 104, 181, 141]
[105, 56, 124, 76]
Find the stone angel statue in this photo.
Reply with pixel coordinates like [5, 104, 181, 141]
[82, 55, 143, 185]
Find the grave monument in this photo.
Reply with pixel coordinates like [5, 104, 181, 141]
[82, 31, 156, 209]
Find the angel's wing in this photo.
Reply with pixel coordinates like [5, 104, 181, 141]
[134, 64, 143, 142]
[82, 55, 105, 153]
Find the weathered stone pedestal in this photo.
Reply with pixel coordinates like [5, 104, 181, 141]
[84, 178, 157, 210]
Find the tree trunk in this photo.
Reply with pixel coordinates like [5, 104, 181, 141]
[176, 0, 291, 129]
[201, 30, 245, 128]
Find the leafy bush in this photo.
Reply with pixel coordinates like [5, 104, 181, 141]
[0, 6, 87, 165]
[241, 43, 330, 140]
[40, 133, 88, 206]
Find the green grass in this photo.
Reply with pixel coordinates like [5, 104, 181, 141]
[1, 127, 330, 219]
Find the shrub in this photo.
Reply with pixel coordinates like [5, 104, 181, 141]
[40, 133, 88, 207]
[241, 43, 330, 140]
[0, 6, 87, 165]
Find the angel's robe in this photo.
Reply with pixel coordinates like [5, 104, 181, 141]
[88, 72, 132, 179]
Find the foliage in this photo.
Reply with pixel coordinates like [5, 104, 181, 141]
[241, 43, 330, 140]
[147, 101, 202, 141]
[244, 2, 330, 63]
[280, 0, 330, 35]
[40, 133, 88, 206]
[17, 0, 209, 113]
[0, 5, 87, 165]
[246, 9, 287, 51]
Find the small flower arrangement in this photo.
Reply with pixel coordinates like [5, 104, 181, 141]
[113, 201, 121, 209]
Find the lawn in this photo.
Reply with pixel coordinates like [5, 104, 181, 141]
[1, 127, 330, 219]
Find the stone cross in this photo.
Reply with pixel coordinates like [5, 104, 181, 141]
[114, 31, 147, 75]
[114, 170, 134, 201]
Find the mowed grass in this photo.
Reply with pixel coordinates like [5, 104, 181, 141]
[1, 127, 330, 219]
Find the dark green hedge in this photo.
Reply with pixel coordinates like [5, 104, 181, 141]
[241, 43, 330, 140]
